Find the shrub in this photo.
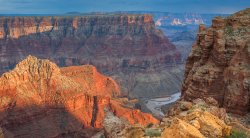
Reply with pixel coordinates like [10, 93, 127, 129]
[225, 26, 234, 36]
[145, 129, 161, 137]
[225, 129, 247, 138]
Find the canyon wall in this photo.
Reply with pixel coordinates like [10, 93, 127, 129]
[0, 56, 158, 137]
[0, 14, 182, 98]
[182, 8, 250, 115]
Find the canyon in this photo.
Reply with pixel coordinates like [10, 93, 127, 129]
[101, 8, 250, 138]
[0, 8, 249, 138]
[109, 11, 227, 61]
[153, 12, 228, 61]
[182, 8, 250, 115]
[0, 56, 158, 137]
[0, 14, 182, 99]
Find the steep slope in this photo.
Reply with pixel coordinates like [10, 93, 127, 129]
[61, 65, 120, 97]
[0, 56, 158, 137]
[0, 14, 182, 98]
[182, 8, 250, 115]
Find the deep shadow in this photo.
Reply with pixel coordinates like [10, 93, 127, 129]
[0, 103, 101, 138]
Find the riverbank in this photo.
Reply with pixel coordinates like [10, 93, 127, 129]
[145, 92, 181, 117]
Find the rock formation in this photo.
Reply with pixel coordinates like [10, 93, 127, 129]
[103, 108, 146, 138]
[182, 8, 250, 115]
[162, 100, 231, 138]
[0, 56, 158, 137]
[0, 14, 182, 99]
[103, 98, 233, 138]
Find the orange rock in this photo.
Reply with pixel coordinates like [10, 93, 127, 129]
[61, 65, 121, 97]
[162, 118, 205, 138]
[0, 56, 158, 137]
[162, 110, 231, 138]
[110, 100, 159, 126]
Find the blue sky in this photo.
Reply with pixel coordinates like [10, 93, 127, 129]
[0, 0, 249, 14]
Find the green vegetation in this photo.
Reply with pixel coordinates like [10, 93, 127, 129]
[234, 27, 247, 37]
[225, 26, 234, 36]
[187, 104, 207, 114]
[145, 128, 161, 137]
[225, 129, 248, 138]
[225, 26, 248, 37]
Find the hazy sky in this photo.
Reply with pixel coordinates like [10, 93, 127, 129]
[0, 0, 249, 14]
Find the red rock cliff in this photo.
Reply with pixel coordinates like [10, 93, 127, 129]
[0, 56, 158, 137]
[0, 14, 179, 69]
[0, 14, 182, 98]
[182, 8, 250, 115]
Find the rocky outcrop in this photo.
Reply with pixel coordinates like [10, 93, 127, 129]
[166, 99, 235, 138]
[0, 14, 182, 99]
[162, 118, 205, 138]
[103, 98, 232, 138]
[161, 98, 232, 138]
[103, 108, 145, 138]
[162, 110, 231, 138]
[182, 8, 250, 115]
[0, 56, 158, 137]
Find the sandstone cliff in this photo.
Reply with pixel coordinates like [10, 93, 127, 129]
[182, 8, 250, 115]
[0, 14, 182, 99]
[0, 56, 158, 137]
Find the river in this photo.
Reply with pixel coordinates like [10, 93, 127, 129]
[145, 92, 181, 117]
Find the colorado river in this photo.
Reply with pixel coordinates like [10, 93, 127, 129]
[145, 92, 181, 117]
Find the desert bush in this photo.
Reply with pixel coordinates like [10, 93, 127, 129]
[145, 128, 161, 137]
[225, 129, 247, 138]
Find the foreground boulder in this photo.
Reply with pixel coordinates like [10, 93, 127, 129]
[162, 110, 231, 138]
[162, 118, 204, 138]
[162, 98, 231, 138]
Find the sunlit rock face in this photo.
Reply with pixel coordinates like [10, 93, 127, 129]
[182, 8, 250, 115]
[0, 14, 182, 98]
[0, 56, 158, 137]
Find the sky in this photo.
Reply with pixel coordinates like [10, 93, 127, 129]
[0, 0, 249, 14]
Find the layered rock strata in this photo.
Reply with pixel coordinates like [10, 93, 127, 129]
[0, 14, 182, 98]
[182, 8, 250, 114]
